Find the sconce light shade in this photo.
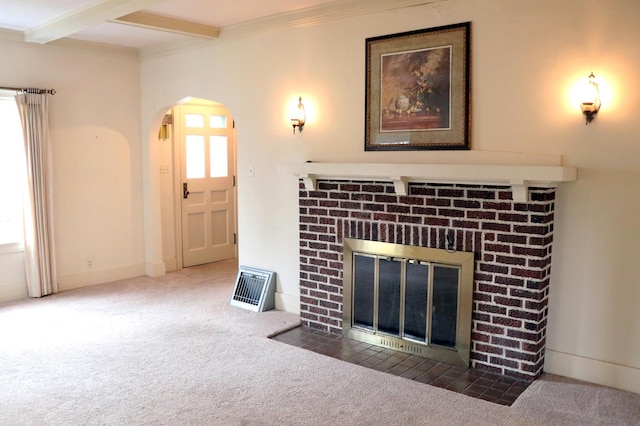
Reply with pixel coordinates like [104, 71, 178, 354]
[291, 97, 306, 134]
[580, 72, 601, 125]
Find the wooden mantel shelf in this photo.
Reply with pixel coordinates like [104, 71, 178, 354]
[278, 162, 577, 202]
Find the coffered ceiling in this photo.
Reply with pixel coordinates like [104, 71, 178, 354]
[0, 0, 439, 54]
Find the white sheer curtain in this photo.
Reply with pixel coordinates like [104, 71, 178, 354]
[15, 92, 57, 297]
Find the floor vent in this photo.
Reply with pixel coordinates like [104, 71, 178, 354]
[379, 337, 424, 356]
[230, 267, 276, 312]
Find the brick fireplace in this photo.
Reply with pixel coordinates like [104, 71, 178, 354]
[282, 161, 576, 381]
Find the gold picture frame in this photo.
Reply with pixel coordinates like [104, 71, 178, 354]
[365, 22, 471, 151]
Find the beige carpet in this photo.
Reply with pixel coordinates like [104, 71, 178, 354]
[1, 259, 638, 425]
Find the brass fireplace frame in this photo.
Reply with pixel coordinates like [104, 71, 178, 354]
[343, 238, 474, 367]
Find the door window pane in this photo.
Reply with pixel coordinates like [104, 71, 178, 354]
[186, 135, 205, 178]
[209, 115, 227, 128]
[210, 136, 228, 178]
[185, 113, 204, 128]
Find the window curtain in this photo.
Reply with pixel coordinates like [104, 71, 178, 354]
[15, 92, 57, 297]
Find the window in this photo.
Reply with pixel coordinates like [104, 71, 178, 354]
[0, 95, 26, 250]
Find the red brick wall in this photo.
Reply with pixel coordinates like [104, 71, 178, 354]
[298, 179, 555, 380]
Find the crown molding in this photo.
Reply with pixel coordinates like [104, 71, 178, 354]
[138, 0, 444, 60]
[222, 0, 443, 39]
[0, 28, 24, 44]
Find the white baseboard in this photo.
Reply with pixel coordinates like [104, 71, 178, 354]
[275, 291, 300, 314]
[545, 349, 640, 394]
[145, 261, 166, 277]
[164, 257, 177, 272]
[58, 263, 147, 292]
[0, 281, 28, 302]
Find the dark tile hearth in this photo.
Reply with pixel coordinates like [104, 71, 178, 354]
[271, 326, 531, 406]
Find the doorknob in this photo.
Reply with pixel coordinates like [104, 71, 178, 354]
[183, 182, 190, 199]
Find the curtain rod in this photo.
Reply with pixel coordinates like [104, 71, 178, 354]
[0, 86, 56, 95]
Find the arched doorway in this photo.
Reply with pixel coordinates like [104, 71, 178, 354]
[155, 97, 237, 272]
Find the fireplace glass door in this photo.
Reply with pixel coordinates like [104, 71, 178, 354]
[344, 239, 473, 366]
[352, 253, 460, 350]
[404, 261, 429, 342]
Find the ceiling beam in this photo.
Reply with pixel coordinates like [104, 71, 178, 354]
[110, 12, 219, 39]
[24, 0, 165, 44]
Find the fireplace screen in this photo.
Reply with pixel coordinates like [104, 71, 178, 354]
[344, 239, 473, 366]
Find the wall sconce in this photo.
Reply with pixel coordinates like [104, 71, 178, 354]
[580, 72, 601, 125]
[158, 113, 172, 140]
[290, 97, 306, 134]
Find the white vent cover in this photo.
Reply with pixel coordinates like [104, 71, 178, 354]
[230, 267, 276, 312]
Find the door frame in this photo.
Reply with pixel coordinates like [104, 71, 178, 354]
[171, 98, 238, 270]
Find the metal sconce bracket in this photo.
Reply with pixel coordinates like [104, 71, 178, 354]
[583, 109, 598, 125]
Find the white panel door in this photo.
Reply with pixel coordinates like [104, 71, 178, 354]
[175, 102, 236, 267]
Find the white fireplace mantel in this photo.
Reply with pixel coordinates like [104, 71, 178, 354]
[278, 162, 577, 202]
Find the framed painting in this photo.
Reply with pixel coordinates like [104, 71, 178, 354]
[365, 22, 471, 151]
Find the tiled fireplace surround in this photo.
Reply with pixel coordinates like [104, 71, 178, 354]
[295, 170, 562, 381]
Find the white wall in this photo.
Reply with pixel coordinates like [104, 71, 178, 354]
[0, 40, 145, 294]
[141, 0, 640, 393]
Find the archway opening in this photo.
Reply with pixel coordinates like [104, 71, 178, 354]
[146, 97, 237, 274]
